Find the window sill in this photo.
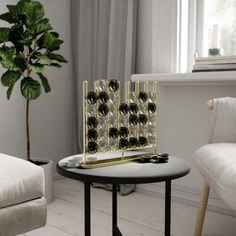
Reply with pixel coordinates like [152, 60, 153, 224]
[131, 71, 236, 86]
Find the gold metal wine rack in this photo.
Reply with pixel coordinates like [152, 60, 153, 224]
[81, 80, 158, 169]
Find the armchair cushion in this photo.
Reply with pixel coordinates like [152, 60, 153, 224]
[0, 153, 45, 209]
[193, 143, 236, 210]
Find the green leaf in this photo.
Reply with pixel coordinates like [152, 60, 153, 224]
[7, 5, 20, 23]
[17, 1, 44, 25]
[44, 32, 63, 51]
[43, 32, 54, 48]
[0, 47, 18, 71]
[36, 54, 51, 65]
[50, 63, 62, 68]
[36, 34, 44, 48]
[18, 39, 32, 46]
[31, 5, 44, 24]
[48, 53, 67, 63]
[7, 5, 16, 12]
[21, 77, 41, 100]
[1, 70, 21, 87]
[29, 18, 52, 36]
[0, 47, 16, 60]
[8, 25, 24, 53]
[51, 32, 59, 38]
[1, 70, 21, 99]
[16, 0, 44, 26]
[0, 12, 17, 24]
[28, 63, 44, 73]
[14, 55, 27, 72]
[1, 59, 19, 71]
[31, 1, 43, 7]
[18, 13, 27, 23]
[38, 73, 51, 93]
[7, 86, 14, 99]
[0, 28, 10, 43]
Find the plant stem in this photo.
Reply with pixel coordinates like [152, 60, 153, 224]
[26, 99, 30, 161]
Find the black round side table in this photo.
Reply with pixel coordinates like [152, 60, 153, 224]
[57, 154, 190, 236]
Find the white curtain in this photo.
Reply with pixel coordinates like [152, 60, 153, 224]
[71, 0, 137, 152]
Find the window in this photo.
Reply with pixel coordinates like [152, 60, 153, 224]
[197, 0, 236, 57]
[177, 0, 236, 72]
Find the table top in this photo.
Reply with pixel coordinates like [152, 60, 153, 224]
[57, 151, 190, 184]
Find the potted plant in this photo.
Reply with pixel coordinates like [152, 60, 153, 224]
[0, 0, 67, 203]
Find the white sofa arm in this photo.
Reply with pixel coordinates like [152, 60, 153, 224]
[0, 153, 45, 208]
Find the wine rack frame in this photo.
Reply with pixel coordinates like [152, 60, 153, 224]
[81, 80, 158, 169]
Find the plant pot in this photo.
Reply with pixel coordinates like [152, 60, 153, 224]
[31, 158, 54, 204]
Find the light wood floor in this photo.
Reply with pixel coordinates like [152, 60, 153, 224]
[22, 178, 236, 236]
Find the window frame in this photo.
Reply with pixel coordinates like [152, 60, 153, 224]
[177, 0, 198, 73]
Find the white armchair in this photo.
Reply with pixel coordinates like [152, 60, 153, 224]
[0, 153, 47, 236]
[193, 97, 236, 236]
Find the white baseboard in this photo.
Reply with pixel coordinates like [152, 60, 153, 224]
[136, 183, 236, 217]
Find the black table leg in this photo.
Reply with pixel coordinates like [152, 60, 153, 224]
[165, 180, 171, 236]
[112, 184, 122, 236]
[84, 182, 91, 236]
[112, 184, 117, 236]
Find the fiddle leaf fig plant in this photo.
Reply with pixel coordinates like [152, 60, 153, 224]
[0, 0, 67, 161]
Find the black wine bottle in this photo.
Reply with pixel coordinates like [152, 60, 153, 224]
[88, 141, 98, 154]
[88, 129, 98, 141]
[87, 117, 98, 129]
[119, 138, 129, 150]
[138, 91, 148, 103]
[139, 114, 148, 125]
[129, 114, 139, 126]
[98, 104, 109, 116]
[109, 127, 119, 140]
[129, 103, 138, 114]
[109, 79, 119, 92]
[98, 91, 109, 104]
[119, 103, 129, 115]
[148, 103, 156, 113]
[139, 136, 147, 147]
[119, 127, 129, 138]
[129, 137, 139, 148]
[87, 91, 97, 104]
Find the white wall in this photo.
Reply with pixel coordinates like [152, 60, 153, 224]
[0, 0, 75, 171]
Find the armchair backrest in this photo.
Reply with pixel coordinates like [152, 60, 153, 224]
[208, 97, 236, 144]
